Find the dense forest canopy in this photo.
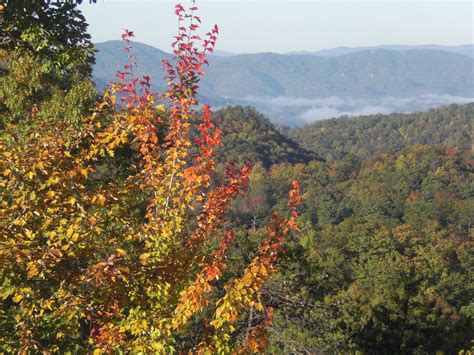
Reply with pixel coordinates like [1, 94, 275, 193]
[0, 1, 473, 353]
[205, 102, 473, 352]
[266, 144, 473, 352]
[0, 0, 97, 132]
[216, 104, 473, 352]
[289, 102, 474, 160]
[214, 106, 320, 168]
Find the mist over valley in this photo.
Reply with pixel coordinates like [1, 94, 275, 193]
[93, 41, 474, 126]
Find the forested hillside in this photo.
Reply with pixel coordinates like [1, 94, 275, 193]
[289, 102, 474, 160]
[218, 106, 473, 352]
[264, 145, 473, 352]
[214, 106, 320, 168]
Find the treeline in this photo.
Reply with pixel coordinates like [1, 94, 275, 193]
[288, 103, 474, 160]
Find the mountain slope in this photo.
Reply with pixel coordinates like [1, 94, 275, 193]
[214, 106, 320, 167]
[94, 41, 474, 98]
[93, 41, 171, 91]
[202, 49, 473, 98]
[288, 102, 474, 160]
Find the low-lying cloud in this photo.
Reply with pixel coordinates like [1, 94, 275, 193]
[240, 94, 474, 125]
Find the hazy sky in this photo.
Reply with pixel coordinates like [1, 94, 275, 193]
[79, 1, 473, 53]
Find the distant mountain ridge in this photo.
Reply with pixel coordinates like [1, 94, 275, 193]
[93, 41, 474, 125]
[206, 44, 474, 58]
[286, 44, 474, 58]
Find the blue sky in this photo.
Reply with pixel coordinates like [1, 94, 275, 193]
[79, 1, 473, 53]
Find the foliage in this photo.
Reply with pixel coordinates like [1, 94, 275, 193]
[0, 3, 301, 352]
[0, 0, 95, 72]
[1, 0, 472, 352]
[191, 102, 474, 352]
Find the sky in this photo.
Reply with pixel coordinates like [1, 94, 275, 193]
[79, 1, 473, 53]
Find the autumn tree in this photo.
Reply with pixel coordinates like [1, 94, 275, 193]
[0, 1, 300, 352]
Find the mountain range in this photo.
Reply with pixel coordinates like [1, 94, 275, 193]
[239, 45, 474, 58]
[92, 41, 474, 126]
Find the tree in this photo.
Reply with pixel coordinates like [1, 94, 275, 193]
[0, 2, 301, 352]
[0, 0, 95, 66]
[0, 0, 97, 130]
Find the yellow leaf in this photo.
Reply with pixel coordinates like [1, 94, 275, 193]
[25, 229, 35, 240]
[79, 168, 88, 178]
[42, 218, 52, 230]
[47, 177, 60, 186]
[49, 249, 63, 258]
[66, 226, 74, 237]
[68, 196, 76, 206]
[3, 169, 11, 176]
[12, 294, 23, 303]
[27, 171, 35, 180]
[156, 104, 166, 111]
[242, 274, 253, 287]
[29, 191, 36, 201]
[116, 248, 127, 257]
[88, 215, 97, 225]
[93, 194, 106, 205]
[140, 253, 150, 265]
[46, 191, 55, 199]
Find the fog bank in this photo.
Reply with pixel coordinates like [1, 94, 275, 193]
[239, 94, 474, 125]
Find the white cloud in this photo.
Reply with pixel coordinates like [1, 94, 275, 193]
[240, 94, 474, 123]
